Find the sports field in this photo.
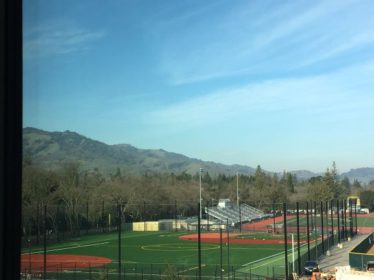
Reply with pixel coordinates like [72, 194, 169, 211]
[277, 214, 374, 228]
[21, 230, 303, 278]
[21, 214, 373, 279]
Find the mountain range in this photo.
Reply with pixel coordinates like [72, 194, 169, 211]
[23, 127, 374, 184]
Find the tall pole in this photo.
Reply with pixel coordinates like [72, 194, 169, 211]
[199, 168, 203, 220]
[337, 200, 341, 244]
[239, 203, 242, 233]
[292, 234, 295, 273]
[306, 202, 310, 261]
[236, 172, 239, 208]
[174, 200, 178, 232]
[349, 199, 353, 238]
[43, 204, 47, 280]
[118, 204, 122, 280]
[283, 203, 288, 280]
[296, 202, 301, 275]
[320, 202, 324, 254]
[273, 201, 276, 234]
[220, 227, 223, 280]
[227, 218, 230, 279]
[343, 200, 347, 241]
[325, 201, 329, 251]
[355, 201, 358, 235]
[86, 201, 89, 235]
[198, 203, 202, 280]
[330, 200, 334, 246]
[314, 201, 317, 260]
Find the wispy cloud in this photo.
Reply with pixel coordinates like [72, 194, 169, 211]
[154, 0, 374, 85]
[148, 60, 374, 128]
[24, 21, 105, 59]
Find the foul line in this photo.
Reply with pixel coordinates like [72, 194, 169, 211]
[21, 242, 109, 255]
[178, 264, 206, 273]
[241, 243, 308, 268]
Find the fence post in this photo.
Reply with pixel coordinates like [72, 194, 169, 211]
[337, 200, 341, 244]
[74, 263, 76, 280]
[355, 201, 358, 235]
[43, 204, 47, 280]
[198, 203, 202, 280]
[306, 201, 310, 261]
[325, 201, 329, 251]
[320, 202, 324, 254]
[296, 202, 301, 275]
[283, 203, 288, 280]
[227, 218, 230, 280]
[174, 200, 178, 232]
[118, 203, 122, 280]
[349, 199, 353, 238]
[220, 227, 223, 280]
[86, 201, 89, 235]
[330, 200, 334, 246]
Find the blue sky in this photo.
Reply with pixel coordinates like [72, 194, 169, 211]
[23, 0, 374, 173]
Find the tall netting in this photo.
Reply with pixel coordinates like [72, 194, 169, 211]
[21, 199, 359, 280]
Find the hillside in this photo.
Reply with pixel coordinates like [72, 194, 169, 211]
[341, 168, 374, 184]
[23, 127, 374, 183]
[23, 127, 255, 177]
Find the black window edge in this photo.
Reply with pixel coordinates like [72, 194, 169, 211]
[1, 0, 23, 279]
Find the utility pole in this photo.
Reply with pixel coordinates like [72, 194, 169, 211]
[236, 172, 239, 208]
[199, 168, 203, 220]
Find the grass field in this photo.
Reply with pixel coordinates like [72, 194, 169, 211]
[21, 215, 372, 279]
[277, 214, 374, 228]
[22, 230, 291, 278]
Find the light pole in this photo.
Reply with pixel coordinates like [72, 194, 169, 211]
[236, 172, 239, 208]
[199, 168, 203, 220]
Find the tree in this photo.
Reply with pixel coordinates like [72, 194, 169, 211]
[341, 176, 351, 195]
[359, 190, 374, 211]
[352, 179, 363, 194]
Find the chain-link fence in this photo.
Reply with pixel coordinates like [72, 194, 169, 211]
[21, 199, 359, 280]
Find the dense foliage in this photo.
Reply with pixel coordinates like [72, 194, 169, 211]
[22, 160, 371, 239]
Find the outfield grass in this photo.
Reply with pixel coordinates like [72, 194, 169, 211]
[356, 216, 374, 227]
[279, 214, 374, 228]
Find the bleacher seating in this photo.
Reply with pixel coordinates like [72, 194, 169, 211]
[205, 199, 269, 225]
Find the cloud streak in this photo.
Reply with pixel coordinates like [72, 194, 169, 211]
[154, 0, 374, 85]
[24, 21, 105, 59]
[149, 60, 374, 128]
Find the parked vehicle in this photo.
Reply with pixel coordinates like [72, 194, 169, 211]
[303, 260, 320, 275]
[367, 261, 374, 271]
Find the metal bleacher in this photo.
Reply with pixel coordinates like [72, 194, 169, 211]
[205, 199, 269, 225]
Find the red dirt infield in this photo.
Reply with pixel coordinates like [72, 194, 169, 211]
[20, 254, 112, 272]
[179, 232, 295, 245]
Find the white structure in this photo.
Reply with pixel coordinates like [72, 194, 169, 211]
[218, 199, 233, 208]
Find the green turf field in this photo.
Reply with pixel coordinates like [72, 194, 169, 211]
[278, 214, 374, 228]
[356, 216, 374, 227]
[22, 231, 288, 278]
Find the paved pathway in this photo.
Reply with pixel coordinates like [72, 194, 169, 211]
[318, 234, 369, 272]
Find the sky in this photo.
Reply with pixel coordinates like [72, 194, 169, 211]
[23, 0, 374, 173]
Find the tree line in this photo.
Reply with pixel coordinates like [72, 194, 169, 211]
[22, 160, 374, 239]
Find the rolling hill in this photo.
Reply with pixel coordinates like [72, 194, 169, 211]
[23, 127, 255, 177]
[23, 127, 374, 183]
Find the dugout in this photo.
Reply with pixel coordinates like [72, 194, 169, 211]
[349, 233, 374, 270]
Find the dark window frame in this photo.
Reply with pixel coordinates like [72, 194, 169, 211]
[1, 0, 23, 279]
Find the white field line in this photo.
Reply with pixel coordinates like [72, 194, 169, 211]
[21, 242, 109, 255]
[21, 231, 170, 254]
[178, 264, 206, 273]
[241, 243, 308, 271]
